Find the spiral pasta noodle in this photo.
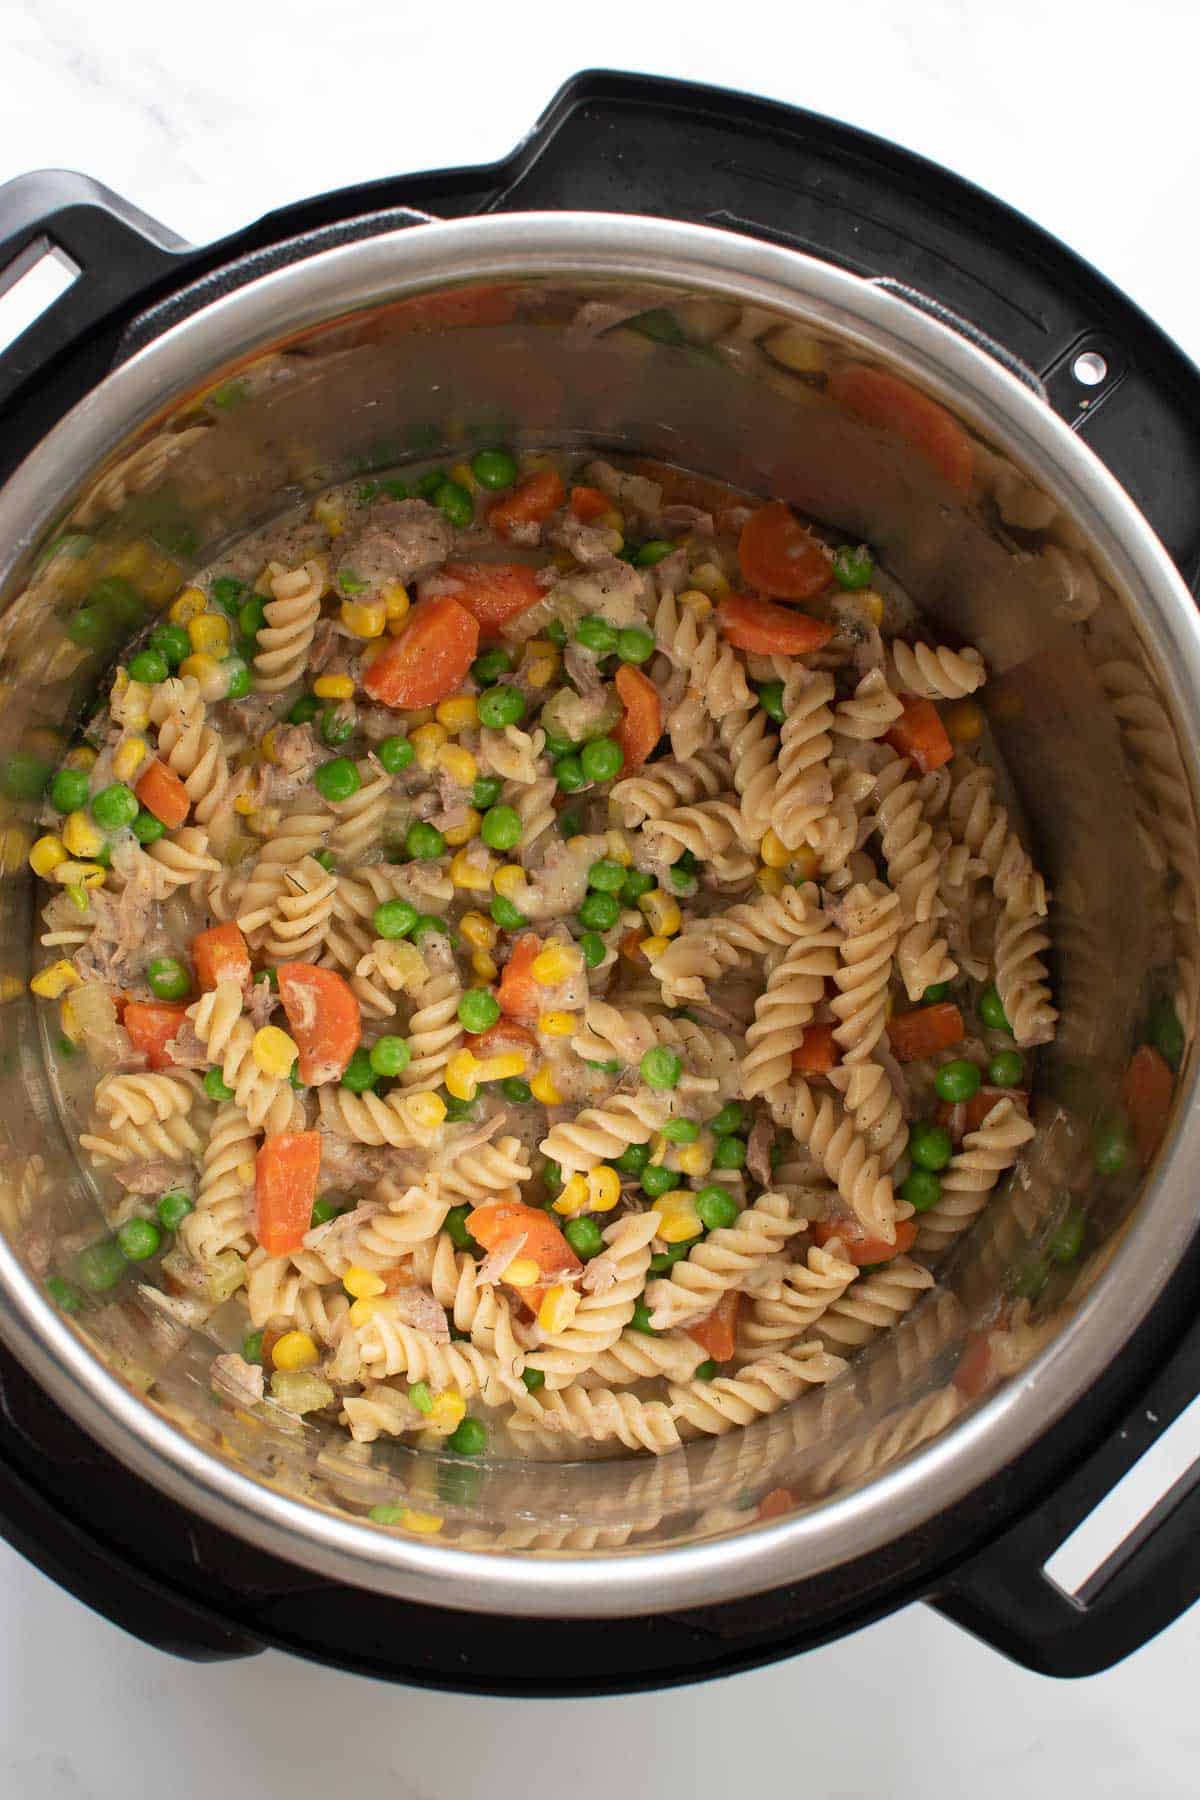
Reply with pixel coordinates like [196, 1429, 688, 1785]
[148, 826, 220, 900]
[186, 979, 292, 1130]
[571, 1000, 743, 1099]
[813, 1256, 934, 1352]
[328, 760, 391, 863]
[524, 1212, 659, 1386]
[610, 747, 729, 828]
[770, 668, 836, 851]
[436, 1134, 533, 1204]
[891, 640, 985, 701]
[540, 1088, 672, 1174]
[478, 724, 545, 784]
[777, 1077, 898, 1245]
[254, 559, 325, 693]
[237, 807, 331, 937]
[915, 1097, 1036, 1257]
[410, 1231, 530, 1373]
[330, 1306, 516, 1404]
[830, 880, 902, 1063]
[648, 884, 815, 1005]
[834, 668, 904, 740]
[653, 586, 751, 723]
[261, 854, 337, 962]
[510, 1383, 682, 1455]
[994, 906, 1058, 1048]
[741, 908, 844, 1099]
[147, 676, 237, 844]
[180, 1101, 257, 1267]
[827, 1060, 908, 1171]
[400, 950, 462, 1090]
[643, 797, 749, 864]
[739, 1244, 859, 1353]
[316, 1084, 443, 1150]
[244, 1249, 350, 1345]
[670, 1342, 846, 1437]
[948, 765, 1047, 920]
[644, 1191, 803, 1330]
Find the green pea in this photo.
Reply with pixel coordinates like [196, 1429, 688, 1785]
[147, 956, 191, 1002]
[471, 447, 519, 490]
[242, 1329, 265, 1366]
[629, 1299, 659, 1335]
[542, 731, 577, 759]
[259, 967, 279, 991]
[127, 649, 168, 684]
[223, 657, 252, 701]
[640, 1163, 677, 1198]
[649, 1240, 691, 1273]
[46, 1275, 83, 1313]
[628, 308, 686, 345]
[211, 575, 247, 615]
[77, 1239, 126, 1292]
[446, 1413, 488, 1456]
[67, 607, 114, 651]
[1012, 1256, 1050, 1301]
[312, 849, 336, 873]
[404, 820, 445, 860]
[237, 595, 268, 639]
[376, 735, 414, 774]
[340, 1048, 377, 1093]
[131, 810, 165, 845]
[381, 477, 410, 500]
[491, 895, 528, 931]
[580, 737, 623, 783]
[695, 1185, 739, 1230]
[542, 1158, 563, 1192]
[445, 1204, 479, 1252]
[56, 1034, 78, 1059]
[713, 1135, 746, 1170]
[116, 1217, 162, 1261]
[709, 1102, 745, 1136]
[934, 1059, 982, 1104]
[979, 984, 1011, 1032]
[579, 930, 605, 968]
[545, 618, 567, 647]
[662, 1118, 700, 1144]
[900, 1168, 942, 1213]
[585, 860, 625, 894]
[614, 1143, 650, 1177]
[90, 782, 138, 830]
[369, 1035, 411, 1079]
[149, 623, 190, 668]
[584, 1058, 621, 1073]
[1049, 1204, 1087, 1265]
[1093, 1111, 1131, 1176]
[339, 568, 367, 595]
[415, 469, 446, 499]
[667, 862, 698, 895]
[988, 1049, 1024, 1088]
[565, 1216, 604, 1260]
[616, 626, 655, 664]
[756, 680, 785, 723]
[320, 707, 355, 748]
[695, 1359, 718, 1382]
[472, 775, 503, 809]
[922, 982, 950, 1005]
[477, 685, 525, 729]
[501, 1077, 531, 1103]
[90, 576, 144, 630]
[641, 1046, 682, 1090]
[481, 804, 522, 852]
[203, 1067, 234, 1102]
[521, 1367, 546, 1393]
[554, 754, 586, 794]
[434, 480, 474, 528]
[471, 648, 512, 687]
[575, 616, 618, 654]
[314, 757, 360, 803]
[288, 694, 320, 726]
[289, 1065, 307, 1091]
[579, 891, 621, 931]
[634, 540, 674, 567]
[1148, 994, 1185, 1072]
[909, 1121, 953, 1171]
[832, 544, 874, 590]
[156, 1191, 193, 1231]
[369, 1504, 403, 1526]
[408, 1378, 435, 1413]
[458, 989, 501, 1033]
[50, 768, 90, 813]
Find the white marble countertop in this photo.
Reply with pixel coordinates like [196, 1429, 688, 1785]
[4, 1, 1200, 1793]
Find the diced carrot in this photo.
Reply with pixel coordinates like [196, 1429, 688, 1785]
[620, 928, 647, 966]
[440, 561, 544, 633]
[496, 932, 541, 1025]
[937, 1086, 1028, 1139]
[757, 1486, 794, 1521]
[685, 1290, 740, 1362]
[361, 596, 479, 710]
[888, 1001, 965, 1063]
[813, 1215, 918, 1266]
[134, 758, 189, 829]
[886, 695, 953, 774]
[953, 1330, 996, 1401]
[569, 485, 612, 522]
[613, 664, 663, 771]
[487, 468, 566, 540]
[276, 963, 360, 1085]
[192, 921, 251, 992]
[1121, 1043, 1174, 1169]
[717, 590, 835, 657]
[388, 284, 516, 334]
[465, 1199, 581, 1287]
[828, 362, 975, 497]
[791, 1022, 841, 1074]
[255, 1131, 322, 1257]
[737, 500, 834, 600]
[464, 1020, 538, 1061]
[124, 1000, 189, 1070]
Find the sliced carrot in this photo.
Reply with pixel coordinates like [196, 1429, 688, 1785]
[361, 595, 479, 710]
[276, 963, 361, 1085]
[569, 484, 612, 522]
[813, 1216, 918, 1266]
[465, 1199, 581, 1286]
[124, 1000, 189, 1070]
[791, 1022, 841, 1074]
[718, 591, 835, 656]
[937, 1086, 1028, 1139]
[954, 1330, 996, 1401]
[888, 1001, 965, 1063]
[1121, 1043, 1174, 1169]
[192, 921, 251, 992]
[620, 928, 648, 967]
[829, 363, 975, 497]
[487, 468, 566, 540]
[613, 664, 663, 771]
[685, 1290, 740, 1362]
[886, 695, 953, 774]
[757, 1486, 794, 1521]
[255, 1131, 322, 1257]
[440, 560, 544, 632]
[496, 932, 541, 1025]
[737, 500, 833, 600]
[389, 284, 516, 334]
[464, 1020, 538, 1061]
[134, 758, 189, 829]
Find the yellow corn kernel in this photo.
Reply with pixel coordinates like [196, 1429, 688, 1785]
[386, 614, 409, 637]
[59, 995, 81, 1043]
[409, 722, 448, 770]
[449, 461, 479, 493]
[112, 736, 149, 782]
[504, 1258, 541, 1290]
[676, 1139, 714, 1179]
[861, 589, 885, 626]
[177, 652, 227, 702]
[30, 960, 81, 1000]
[348, 1296, 380, 1328]
[639, 889, 682, 937]
[435, 694, 479, 734]
[63, 745, 97, 772]
[405, 1090, 447, 1130]
[605, 829, 633, 867]
[493, 864, 527, 900]
[141, 553, 184, 606]
[640, 935, 670, 960]
[427, 1390, 467, 1435]
[251, 1025, 299, 1078]
[652, 1190, 704, 1244]
[0, 973, 22, 1004]
[443, 808, 482, 848]
[188, 612, 231, 656]
[361, 639, 389, 667]
[531, 943, 581, 986]
[458, 910, 497, 951]
[62, 811, 106, 859]
[382, 582, 410, 622]
[945, 699, 985, 744]
[272, 1330, 320, 1372]
[257, 727, 284, 768]
[449, 847, 496, 891]
[599, 507, 624, 532]
[0, 826, 30, 872]
[552, 1173, 590, 1217]
[538, 1010, 576, 1037]
[475, 1050, 526, 1082]
[445, 1048, 482, 1103]
[689, 563, 731, 599]
[648, 1133, 669, 1166]
[756, 865, 785, 896]
[29, 835, 68, 878]
[436, 743, 478, 786]
[314, 673, 355, 702]
[789, 845, 819, 881]
[401, 1508, 444, 1535]
[237, 1159, 256, 1185]
[168, 586, 207, 626]
[246, 805, 282, 839]
[537, 1283, 580, 1333]
[587, 1166, 621, 1213]
[340, 599, 387, 639]
[105, 539, 150, 580]
[523, 651, 559, 690]
[311, 494, 347, 537]
[530, 1065, 563, 1106]
[678, 587, 715, 620]
[343, 1266, 386, 1300]
[233, 794, 254, 816]
[760, 828, 790, 869]
[471, 949, 498, 982]
[50, 860, 104, 891]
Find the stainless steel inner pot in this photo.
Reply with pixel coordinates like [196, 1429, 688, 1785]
[0, 212, 1197, 1619]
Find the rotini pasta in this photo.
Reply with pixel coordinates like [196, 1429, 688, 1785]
[254, 559, 325, 693]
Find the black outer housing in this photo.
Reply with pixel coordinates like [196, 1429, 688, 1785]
[2, 71, 1200, 1689]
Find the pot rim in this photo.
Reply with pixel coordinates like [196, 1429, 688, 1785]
[2, 209, 1198, 1618]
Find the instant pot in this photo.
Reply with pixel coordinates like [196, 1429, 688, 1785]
[1, 71, 1199, 1691]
